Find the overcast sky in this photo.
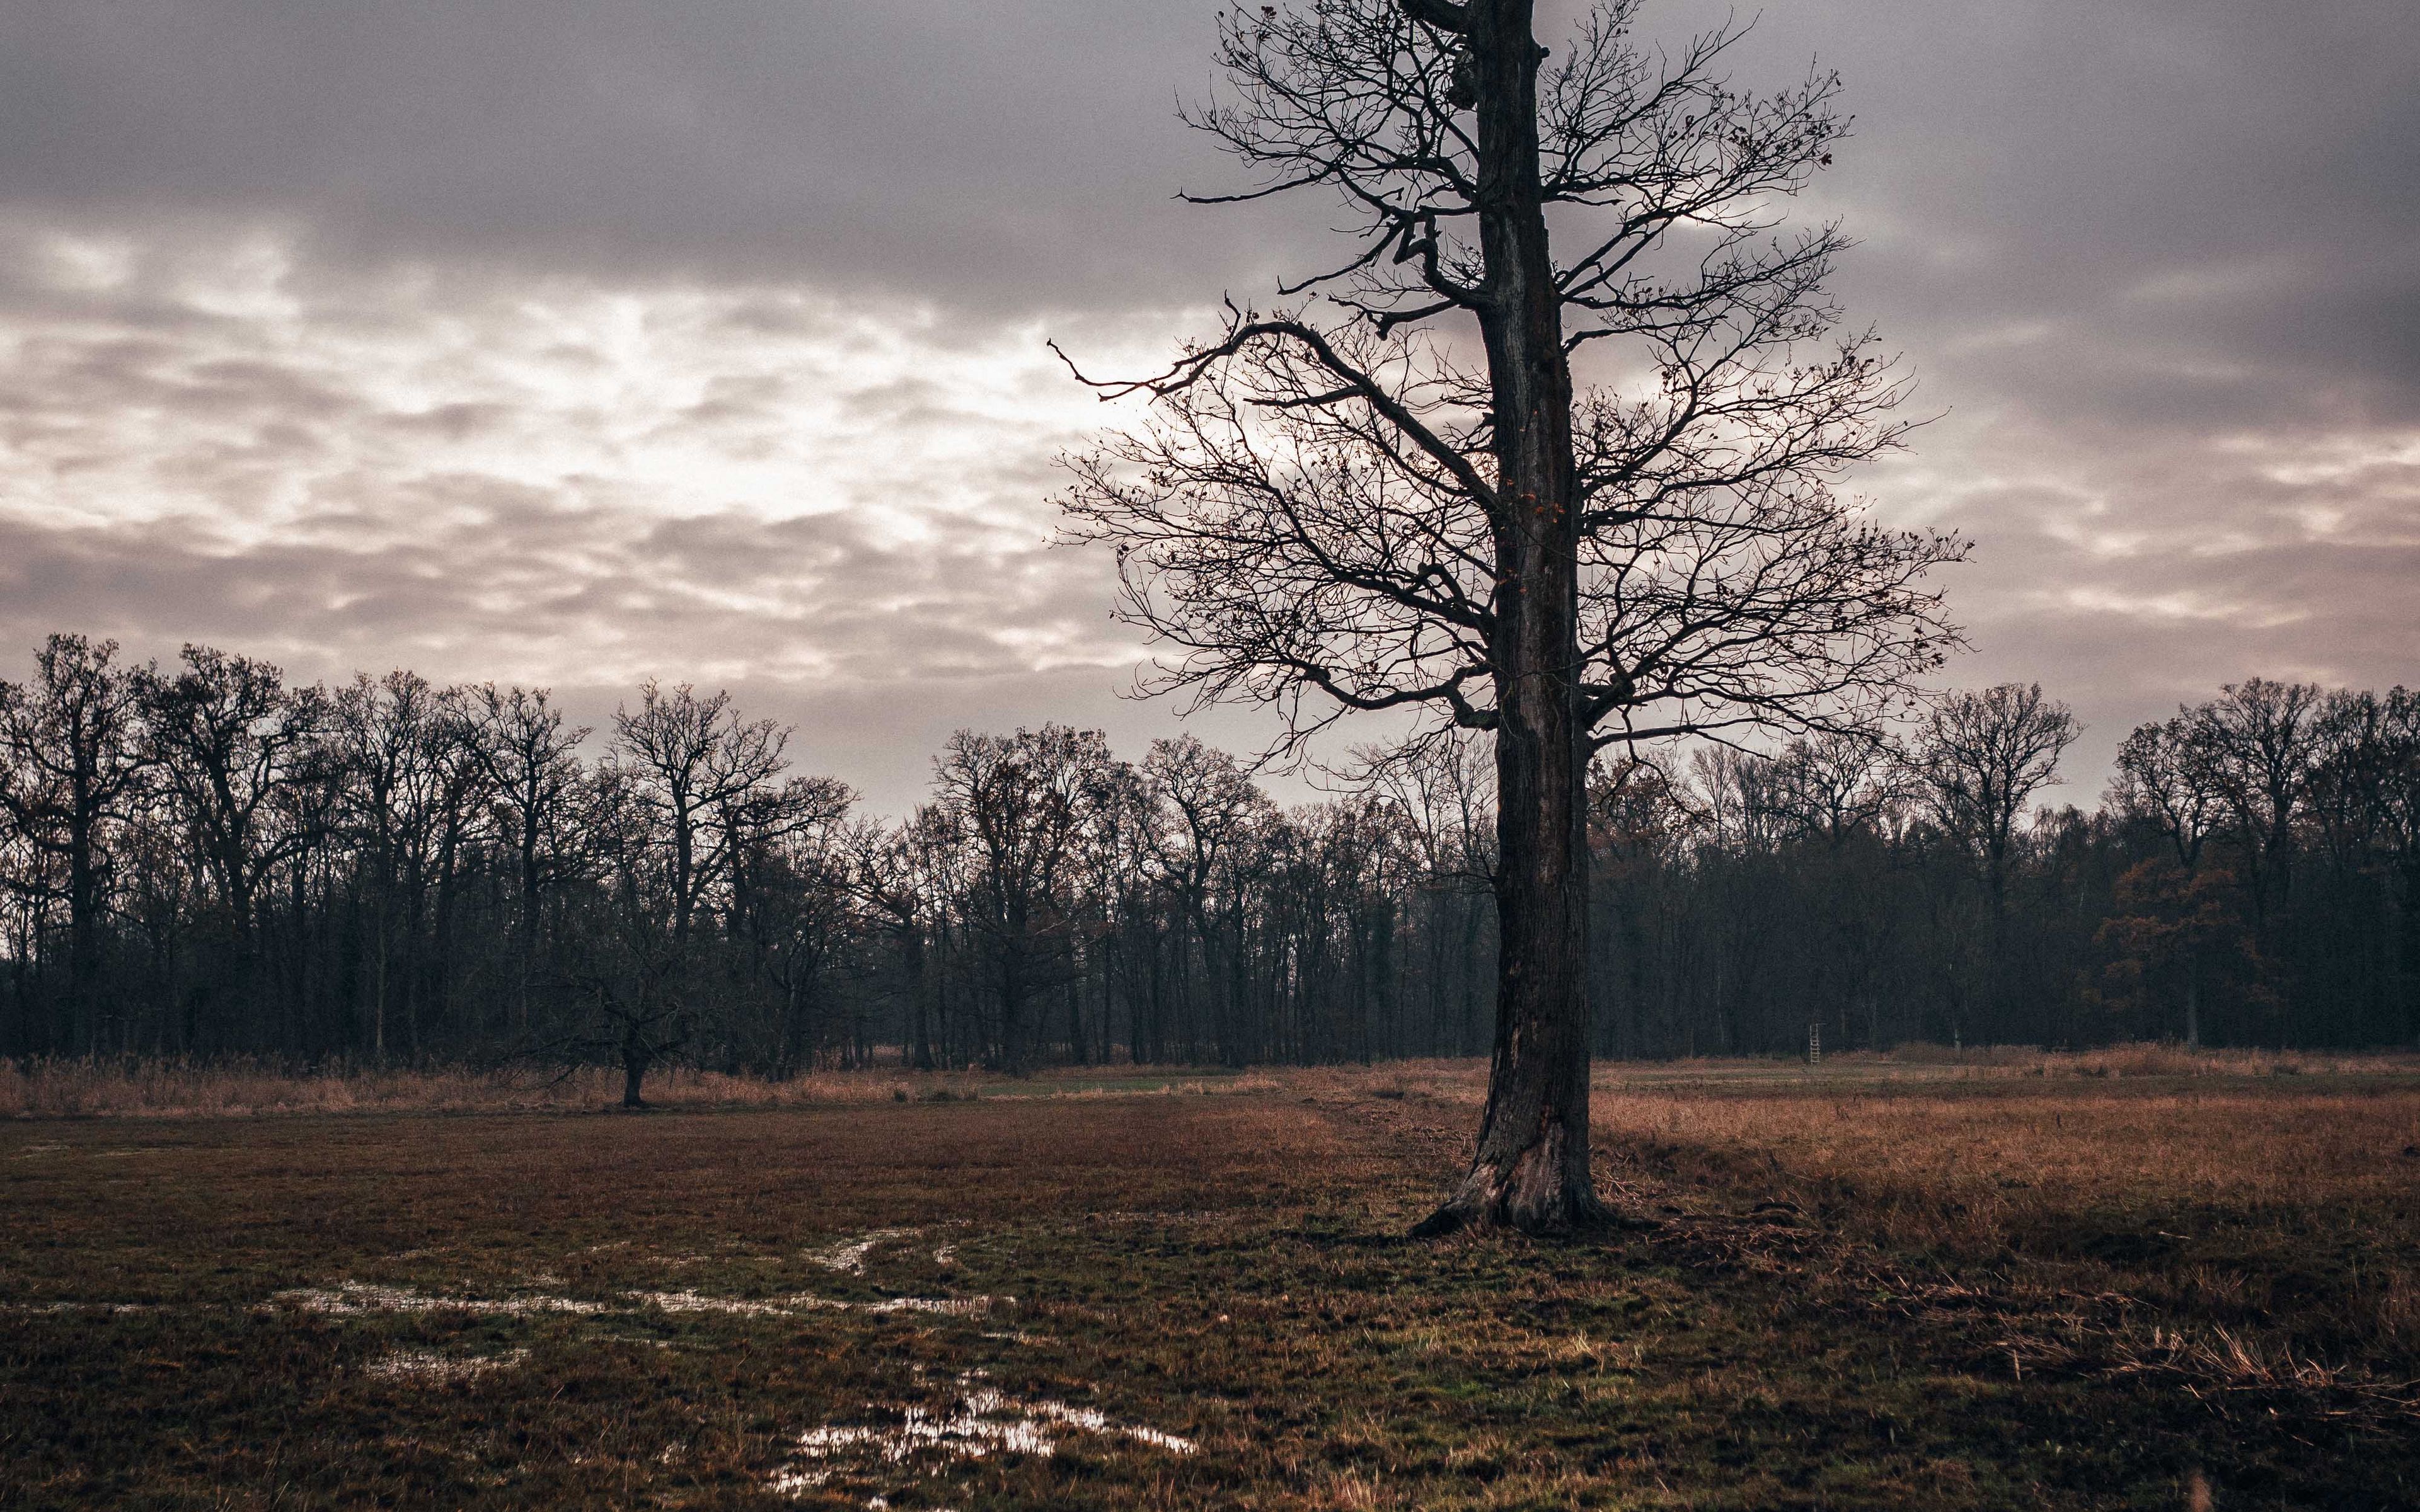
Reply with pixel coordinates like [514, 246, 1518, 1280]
[0, 0, 2412, 811]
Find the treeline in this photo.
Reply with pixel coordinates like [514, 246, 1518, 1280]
[1595, 680, 2418, 1057]
[1, 636, 2414, 1094]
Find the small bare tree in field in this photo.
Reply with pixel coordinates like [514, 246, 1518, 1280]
[568, 682, 833, 1106]
[1059, 0, 1961, 1231]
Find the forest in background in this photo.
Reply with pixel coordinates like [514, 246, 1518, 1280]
[1, 633, 2413, 1094]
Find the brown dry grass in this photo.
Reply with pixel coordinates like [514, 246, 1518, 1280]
[0, 1058, 1276, 1120]
[6, 1054, 2418, 1508]
[1598, 1075, 2420, 1389]
[6, 1043, 2403, 1121]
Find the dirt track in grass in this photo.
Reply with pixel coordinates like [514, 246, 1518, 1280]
[4, 1060, 2417, 1508]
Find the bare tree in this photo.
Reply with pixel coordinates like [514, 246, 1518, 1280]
[328, 670, 468, 1063]
[2108, 712, 2228, 1046]
[2112, 714, 2223, 871]
[1059, 0, 1960, 1232]
[1766, 732, 1903, 849]
[1143, 735, 1276, 1065]
[1364, 729, 1496, 1052]
[851, 810, 955, 1071]
[931, 726, 1110, 1070]
[471, 685, 591, 1033]
[725, 773, 857, 1072]
[608, 681, 792, 949]
[137, 646, 330, 1049]
[556, 759, 691, 1108]
[0, 636, 152, 1050]
[1912, 683, 2080, 922]
[2189, 679, 2324, 939]
[1068, 753, 1153, 1065]
[1908, 682, 2077, 1046]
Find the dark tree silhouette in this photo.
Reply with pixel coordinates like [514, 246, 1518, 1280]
[1059, 0, 1960, 1232]
[930, 726, 1110, 1072]
[470, 684, 591, 1033]
[136, 646, 330, 1051]
[1908, 682, 2078, 1046]
[0, 636, 151, 1053]
[1911, 683, 2080, 927]
[0, 632, 2410, 1071]
[608, 681, 792, 951]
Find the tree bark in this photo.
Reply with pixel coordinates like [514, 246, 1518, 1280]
[621, 1043, 650, 1108]
[1415, 0, 1603, 1235]
[902, 925, 936, 1071]
[67, 810, 99, 1055]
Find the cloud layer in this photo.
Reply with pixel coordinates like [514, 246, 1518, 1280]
[0, 0, 2412, 806]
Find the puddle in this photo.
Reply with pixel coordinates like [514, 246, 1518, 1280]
[807, 1228, 921, 1274]
[273, 1282, 606, 1316]
[363, 1347, 529, 1383]
[767, 1372, 1194, 1498]
[629, 1290, 1001, 1319]
[630, 1290, 799, 1317]
[867, 1296, 993, 1317]
[265, 1279, 996, 1323]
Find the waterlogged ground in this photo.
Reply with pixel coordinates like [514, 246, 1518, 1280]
[4, 1062, 2418, 1508]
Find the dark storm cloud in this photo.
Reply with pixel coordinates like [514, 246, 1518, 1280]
[0, 0, 1289, 313]
[0, 0, 2412, 804]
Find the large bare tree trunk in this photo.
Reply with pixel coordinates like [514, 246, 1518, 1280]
[1414, 0, 1602, 1235]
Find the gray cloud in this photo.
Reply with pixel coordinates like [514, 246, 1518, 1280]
[0, 0, 2412, 807]
[0, 1, 1296, 314]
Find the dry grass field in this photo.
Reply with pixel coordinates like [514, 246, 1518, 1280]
[4, 1052, 2417, 1508]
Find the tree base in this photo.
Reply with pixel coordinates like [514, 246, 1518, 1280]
[1411, 1144, 1609, 1238]
[1410, 1187, 1608, 1239]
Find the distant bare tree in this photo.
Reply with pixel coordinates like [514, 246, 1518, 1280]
[328, 670, 473, 1063]
[0, 636, 152, 1050]
[1364, 730, 1496, 1052]
[470, 685, 591, 1032]
[1766, 732, 1904, 849]
[725, 772, 856, 1072]
[2108, 711, 2230, 1046]
[1060, 0, 1961, 1232]
[1143, 736, 1276, 1065]
[2112, 714, 2223, 871]
[608, 681, 792, 949]
[137, 646, 330, 1049]
[1912, 682, 2080, 922]
[558, 759, 688, 1108]
[851, 810, 955, 1071]
[1909, 682, 2077, 1046]
[931, 726, 1110, 1070]
[2188, 679, 2324, 937]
